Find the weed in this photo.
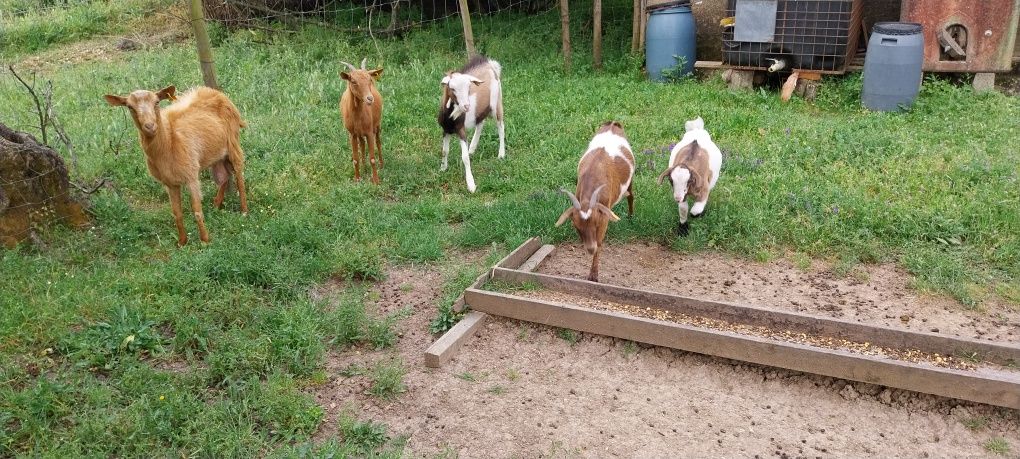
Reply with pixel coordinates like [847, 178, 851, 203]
[455, 371, 478, 382]
[368, 360, 406, 400]
[487, 385, 507, 395]
[429, 303, 464, 336]
[961, 417, 988, 431]
[339, 413, 389, 450]
[60, 305, 164, 370]
[516, 327, 531, 342]
[556, 328, 579, 345]
[505, 368, 520, 381]
[984, 438, 1010, 455]
[367, 315, 398, 350]
[660, 55, 693, 83]
[621, 340, 638, 357]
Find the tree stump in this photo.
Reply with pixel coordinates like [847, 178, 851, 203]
[0, 123, 89, 248]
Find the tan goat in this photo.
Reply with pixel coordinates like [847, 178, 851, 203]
[104, 85, 248, 247]
[556, 121, 635, 282]
[340, 58, 384, 184]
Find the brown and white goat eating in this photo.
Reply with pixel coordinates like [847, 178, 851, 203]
[657, 117, 722, 236]
[340, 58, 384, 184]
[556, 121, 635, 282]
[438, 55, 505, 193]
[104, 85, 248, 247]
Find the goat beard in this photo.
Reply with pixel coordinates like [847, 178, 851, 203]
[448, 105, 466, 119]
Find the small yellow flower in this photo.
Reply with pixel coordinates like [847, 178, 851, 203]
[159, 395, 165, 401]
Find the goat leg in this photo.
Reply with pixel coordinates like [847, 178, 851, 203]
[468, 120, 484, 156]
[626, 182, 634, 217]
[459, 136, 476, 193]
[440, 134, 450, 171]
[167, 185, 188, 247]
[677, 221, 690, 237]
[375, 127, 383, 168]
[211, 161, 230, 210]
[587, 246, 601, 282]
[230, 153, 249, 216]
[367, 133, 380, 185]
[187, 180, 210, 243]
[350, 135, 362, 182]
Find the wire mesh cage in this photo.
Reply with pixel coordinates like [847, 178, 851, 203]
[721, 0, 863, 74]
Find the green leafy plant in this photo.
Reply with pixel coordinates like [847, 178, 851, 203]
[368, 360, 406, 400]
[660, 54, 693, 83]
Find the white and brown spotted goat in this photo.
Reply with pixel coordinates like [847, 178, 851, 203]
[438, 55, 505, 193]
[556, 121, 635, 282]
[657, 117, 722, 236]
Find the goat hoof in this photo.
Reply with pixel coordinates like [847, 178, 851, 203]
[677, 222, 690, 237]
[177, 239, 188, 248]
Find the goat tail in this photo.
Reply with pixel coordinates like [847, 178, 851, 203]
[489, 60, 502, 81]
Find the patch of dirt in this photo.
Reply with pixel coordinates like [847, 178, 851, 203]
[307, 243, 1019, 457]
[538, 242, 1020, 344]
[16, 4, 191, 71]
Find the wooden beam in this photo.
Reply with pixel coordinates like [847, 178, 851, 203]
[464, 288, 1020, 410]
[491, 268, 1020, 366]
[458, 0, 476, 56]
[593, 0, 603, 70]
[517, 244, 555, 273]
[424, 311, 487, 368]
[451, 269, 490, 313]
[494, 237, 542, 270]
[560, 0, 572, 72]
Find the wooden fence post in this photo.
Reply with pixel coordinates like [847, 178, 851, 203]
[458, 0, 476, 56]
[188, 0, 219, 89]
[593, 0, 602, 70]
[560, 0, 571, 72]
[631, 0, 640, 53]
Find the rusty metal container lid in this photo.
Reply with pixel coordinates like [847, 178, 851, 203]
[873, 22, 923, 36]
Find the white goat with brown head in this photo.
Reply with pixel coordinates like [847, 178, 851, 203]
[438, 55, 505, 193]
[556, 121, 635, 282]
[657, 117, 722, 236]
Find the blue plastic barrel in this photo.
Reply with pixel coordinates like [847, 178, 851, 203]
[645, 3, 696, 82]
[862, 22, 924, 111]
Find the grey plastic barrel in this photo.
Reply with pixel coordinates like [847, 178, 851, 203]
[645, 3, 696, 82]
[862, 22, 924, 112]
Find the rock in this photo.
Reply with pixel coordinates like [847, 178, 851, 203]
[116, 37, 141, 51]
[839, 384, 859, 401]
[879, 389, 893, 405]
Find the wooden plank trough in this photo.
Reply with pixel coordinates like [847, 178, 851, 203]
[426, 238, 1020, 410]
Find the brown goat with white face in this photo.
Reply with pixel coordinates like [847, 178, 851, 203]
[340, 58, 384, 184]
[556, 121, 635, 282]
[104, 85, 248, 247]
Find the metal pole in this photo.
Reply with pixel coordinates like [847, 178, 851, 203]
[458, 0, 476, 56]
[189, 0, 219, 89]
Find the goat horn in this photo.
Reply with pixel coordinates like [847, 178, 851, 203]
[340, 61, 356, 72]
[360, 57, 368, 69]
[589, 185, 606, 211]
[560, 188, 582, 210]
[657, 166, 676, 185]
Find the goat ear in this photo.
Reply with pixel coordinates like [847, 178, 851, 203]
[369, 68, 383, 80]
[688, 169, 701, 191]
[341, 71, 351, 81]
[440, 75, 451, 86]
[555, 208, 574, 227]
[156, 85, 176, 101]
[599, 204, 621, 222]
[656, 166, 675, 185]
[104, 94, 127, 107]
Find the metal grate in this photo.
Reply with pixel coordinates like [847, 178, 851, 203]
[722, 0, 864, 74]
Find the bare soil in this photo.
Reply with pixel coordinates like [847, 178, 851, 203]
[310, 243, 1020, 458]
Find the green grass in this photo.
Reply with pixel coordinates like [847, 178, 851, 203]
[1, 0, 1019, 455]
[0, 0, 177, 59]
[367, 359, 406, 400]
[984, 438, 1011, 455]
